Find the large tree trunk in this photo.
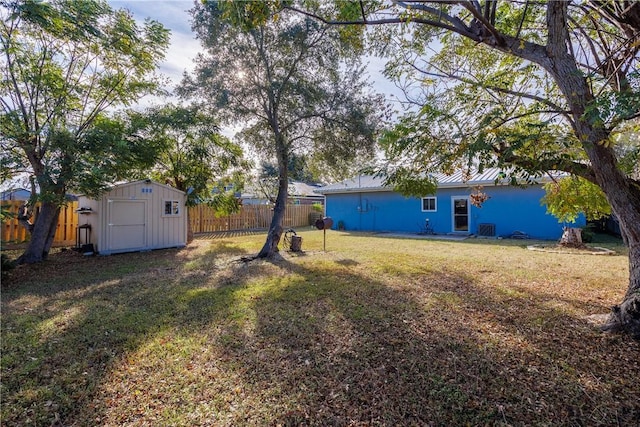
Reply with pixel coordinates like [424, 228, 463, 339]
[17, 201, 61, 264]
[257, 138, 289, 259]
[186, 209, 194, 243]
[257, 177, 288, 258]
[585, 146, 640, 339]
[559, 227, 583, 247]
[539, 2, 640, 339]
[603, 240, 640, 339]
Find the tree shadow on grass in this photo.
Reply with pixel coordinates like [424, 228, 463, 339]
[1, 242, 254, 425]
[1, 246, 639, 426]
[211, 260, 640, 426]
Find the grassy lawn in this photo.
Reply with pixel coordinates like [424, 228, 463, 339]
[1, 230, 638, 426]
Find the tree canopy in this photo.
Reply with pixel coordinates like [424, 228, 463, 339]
[180, 1, 386, 257]
[542, 176, 611, 224]
[1, 0, 170, 263]
[130, 104, 245, 206]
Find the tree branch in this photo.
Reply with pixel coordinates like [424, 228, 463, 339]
[546, 1, 569, 57]
[497, 151, 597, 184]
[515, 0, 530, 39]
[283, 4, 475, 39]
[403, 59, 570, 118]
[459, 0, 505, 45]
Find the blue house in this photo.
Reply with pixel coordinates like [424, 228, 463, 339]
[315, 169, 585, 240]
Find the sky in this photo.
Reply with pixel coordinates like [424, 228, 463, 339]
[108, 0, 404, 110]
[109, 1, 200, 105]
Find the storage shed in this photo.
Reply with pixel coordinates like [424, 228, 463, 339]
[76, 180, 187, 255]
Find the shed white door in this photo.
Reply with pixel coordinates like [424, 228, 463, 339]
[107, 199, 146, 251]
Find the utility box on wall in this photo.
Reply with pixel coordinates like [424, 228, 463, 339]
[76, 180, 187, 255]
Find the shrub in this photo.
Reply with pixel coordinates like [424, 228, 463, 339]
[581, 225, 595, 243]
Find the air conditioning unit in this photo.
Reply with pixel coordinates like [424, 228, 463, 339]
[478, 223, 496, 237]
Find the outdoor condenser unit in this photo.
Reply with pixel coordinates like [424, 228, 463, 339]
[478, 223, 496, 237]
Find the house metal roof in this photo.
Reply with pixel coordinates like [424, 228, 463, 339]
[315, 168, 557, 194]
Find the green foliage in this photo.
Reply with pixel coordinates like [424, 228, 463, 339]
[1, 203, 15, 223]
[385, 168, 437, 198]
[215, 0, 285, 30]
[285, 2, 639, 230]
[260, 153, 316, 183]
[542, 177, 611, 223]
[182, 1, 384, 253]
[208, 189, 241, 217]
[131, 104, 246, 207]
[73, 114, 167, 199]
[1, 0, 170, 262]
[379, 32, 590, 182]
[613, 119, 640, 179]
[1, 0, 170, 199]
[311, 202, 324, 212]
[181, 2, 384, 164]
[205, 171, 245, 217]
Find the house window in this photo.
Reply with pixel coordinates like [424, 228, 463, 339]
[421, 197, 437, 212]
[163, 200, 180, 216]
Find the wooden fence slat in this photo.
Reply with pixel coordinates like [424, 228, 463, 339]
[188, 204, 315, 234]
[1, 201, 78, 245]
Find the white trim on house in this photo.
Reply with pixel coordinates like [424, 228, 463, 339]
[421, 196, 437, 212]
[451, 196, 470, 233]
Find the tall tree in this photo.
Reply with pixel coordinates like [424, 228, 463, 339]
[1, 0, 170, 263]
[260, 153, 316, 184]
[131, 104, 245, 241]
[278, 0, 640, 338]
[180, 1, 385, 258]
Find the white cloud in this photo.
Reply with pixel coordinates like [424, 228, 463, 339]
[160, 30, 200, 85]
[110, 1, 199, 88]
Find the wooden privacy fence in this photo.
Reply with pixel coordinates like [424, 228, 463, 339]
[1, 201, 79, 246]
[189, 204, 316, 234]
[1, 201, 316, 246]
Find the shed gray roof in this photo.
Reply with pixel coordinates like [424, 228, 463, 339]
[315, 168, 557, 194]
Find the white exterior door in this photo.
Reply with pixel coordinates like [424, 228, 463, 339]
[451, 197, 470, 232]
[107, 199, 146, 251]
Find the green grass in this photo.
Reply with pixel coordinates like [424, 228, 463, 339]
[1, 230, 638, 426]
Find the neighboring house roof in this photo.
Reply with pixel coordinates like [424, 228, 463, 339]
[1, 188, 31, 201]
[0, 188, 79, 201]
[288, 181, 324, 198]
[316, 168, 560, 194]
[242, 181, 324, 200]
